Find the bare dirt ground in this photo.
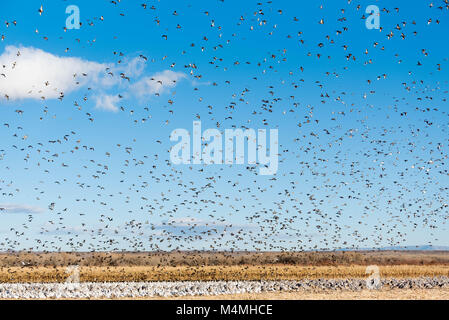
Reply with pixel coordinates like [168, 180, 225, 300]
[132, 288, 449, 300]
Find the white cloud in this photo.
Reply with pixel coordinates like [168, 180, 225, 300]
[120, 57, 146, 78]
[0, 46, 186, 111]
[99, 57, 145, 88]
[0, 45, 106, 100]
[167, 217, 214, 227]
[132, 70, 186, 97]
[0, 203, 44, 214]
[94, 94, 120, 112]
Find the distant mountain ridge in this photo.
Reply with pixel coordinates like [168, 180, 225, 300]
[338, 245, 449, 251]
[377, 245, 449, 251]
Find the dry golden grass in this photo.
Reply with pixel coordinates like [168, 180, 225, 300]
[1, 251, 448, 267]
[0, 265, 447, 283]
[0, 251, 447, 283]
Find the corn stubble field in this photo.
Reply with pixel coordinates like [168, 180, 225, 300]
[0, 250, 448, 283]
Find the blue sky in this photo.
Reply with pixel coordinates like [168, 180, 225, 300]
[0, 0, 448, 251]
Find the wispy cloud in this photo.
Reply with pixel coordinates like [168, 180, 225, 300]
[0, 203, 44, 214]
[151, 217, 255, 237]
[94, 93, 120, 112]
[164, 217, 227, 227]
[132, 70, 187, 97]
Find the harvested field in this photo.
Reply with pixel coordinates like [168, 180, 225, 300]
[0, 265, 447, 283]
[1, 251, 448, 267]
[0, 251, 447, 299]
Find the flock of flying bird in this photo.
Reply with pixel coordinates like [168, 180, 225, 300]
[0, 0, 448, 253]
